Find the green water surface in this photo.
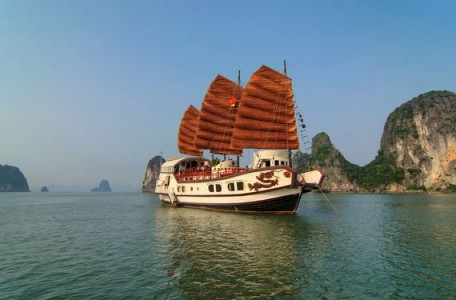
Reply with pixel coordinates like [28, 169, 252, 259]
[0, 192, 455, 299]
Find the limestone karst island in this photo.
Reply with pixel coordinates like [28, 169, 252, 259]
[143, 90, 456, 193]
[0, 165, 30, 192]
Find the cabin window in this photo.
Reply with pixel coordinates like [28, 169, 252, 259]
[275, 160, 279, 166]
[182, 186, 185, 193]
[208, 184, 222, 192]
[228, 182, 244, 191]
[264, 160, 271, 167]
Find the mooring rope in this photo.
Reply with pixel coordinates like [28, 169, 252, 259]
[318, 186, 338, 214]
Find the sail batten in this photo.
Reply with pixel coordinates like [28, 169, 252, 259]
[231, 65, 299, 150]
[178, 105, 203, 156]
[195, 75, 244, 155]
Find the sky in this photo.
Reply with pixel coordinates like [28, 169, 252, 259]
[1, 0, 455, 191]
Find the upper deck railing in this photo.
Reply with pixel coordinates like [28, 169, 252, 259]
[175, 167, 249, 182]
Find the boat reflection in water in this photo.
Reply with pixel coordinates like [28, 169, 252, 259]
[153, 204, 315, 298]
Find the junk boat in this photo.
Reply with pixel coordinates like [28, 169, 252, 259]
[155, 64, 324, 214]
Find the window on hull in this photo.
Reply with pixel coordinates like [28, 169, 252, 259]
[227, 182, 245, 191]
[208, 184, 222, 192]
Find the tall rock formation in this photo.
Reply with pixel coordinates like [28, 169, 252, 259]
[380, 91, 456, 190]
[142, 156, 165, 192]
[0, 165, 30, 192]
[296, 133, 360, 192]
[298, 90, 455, 192]
[91, 179, 112, 192]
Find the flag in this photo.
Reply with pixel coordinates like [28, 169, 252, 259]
[228, 97, 236, 108]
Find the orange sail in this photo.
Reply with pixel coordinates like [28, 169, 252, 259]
[231, 65, 299, 149]
[178, 105, 203, 156]
[195, 75, 244, 155]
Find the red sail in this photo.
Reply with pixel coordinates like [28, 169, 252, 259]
[231, 65, 299, 149]
[178, 105, 203, 156]
[195, 75, 244, 155]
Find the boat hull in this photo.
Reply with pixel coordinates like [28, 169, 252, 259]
[157, 188, 302, 214]
[155, 165, 306, 214]
[155, 154, 322, 214]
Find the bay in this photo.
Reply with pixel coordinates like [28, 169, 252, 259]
[0, 192, 455, 299]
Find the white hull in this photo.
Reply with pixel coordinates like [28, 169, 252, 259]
[155, 158, 322, 214]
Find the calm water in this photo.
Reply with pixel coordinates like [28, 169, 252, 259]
[0, 192, 455, 299]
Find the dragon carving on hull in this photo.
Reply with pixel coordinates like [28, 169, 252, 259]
[248, 170, 279, 191]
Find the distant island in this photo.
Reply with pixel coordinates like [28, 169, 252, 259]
[0, 164, 30, 192]
[91, 179, 112, 192]
[41, 186, 49, 192]
[296, 91, 456, 193]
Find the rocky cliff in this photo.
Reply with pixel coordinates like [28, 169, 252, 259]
[380, 91, 456, 191]
[295, 133, 360, 192]
[142, 156, 165, 192]
[0, 165, 30, 192]
[298, 91, 456, 192]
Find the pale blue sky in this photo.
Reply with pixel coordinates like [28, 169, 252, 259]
[1, 0, 455, 190]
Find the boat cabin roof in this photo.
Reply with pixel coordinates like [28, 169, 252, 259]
[160, 156, 210, 173]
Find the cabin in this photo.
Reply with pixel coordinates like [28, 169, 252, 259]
[251, 150, 291, 169]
